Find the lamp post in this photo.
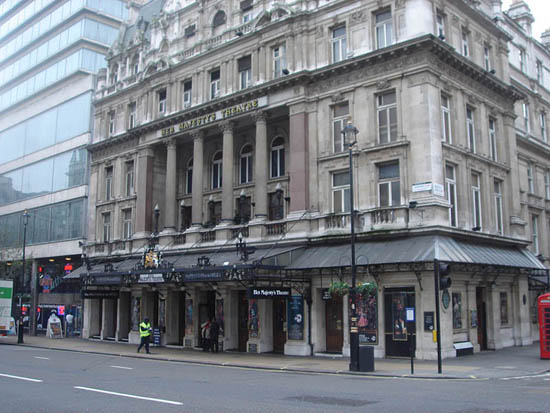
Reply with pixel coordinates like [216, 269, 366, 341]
[153, 204, 160, 234]
[18, 210, 30, 344]
[341, 121, 359, 371]
[239, 189, 246, 225]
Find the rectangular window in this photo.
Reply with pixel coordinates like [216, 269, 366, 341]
[109, 111, 115, 135]
[210, 69, 220, 99]
[125, 161, 134, 197]
[184, 24, 196, 38]
[378, 161, 400, 207]
[375, 10, 393, 49]
[494, 179, 503, 235]
[273, 45, 286, 78]
[332, 25, 347, 63]
[105, 166, 113, 201]
[446, 164, 457, 227]
[441, 94, 451, 143]
[461, 29, 469, 57]
[103, 212, 111, 242]
[377, 90, 397, 144]
[128, 102, 136, 129]
[531, 214, 539, 255]
[484, 45, 491, 71]
[122, 209, 132, 240]
[452, 292, 462, 329]
[545, 170, 550, 200]
[500, 292, 509, 325]
[522, 102, 530, 133]
[466, 106, 476, 152]
[472, 172, 481, 230]
[536, 60, 543, 84]
[436, 12, 445, 40]
[268, 191, 284, 221]
[332, 102, 349, 152]
[236, 196, 252, 224]
[332, 171, 350, 213]
[541, 112, 547, 142]
[208, 201, 222, 226]
[489, 118, 497, 161]
[527, 162, 534, 193]
[158, 89, 166, 114]
[520, 49, 526, 73]
[183, 80, 192, 108]
[238, 55, 252, 90]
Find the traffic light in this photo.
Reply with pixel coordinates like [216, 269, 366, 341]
[438, 262, 451, 290]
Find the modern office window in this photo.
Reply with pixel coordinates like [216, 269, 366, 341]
[332, 171, 350, 213]
[527, 162, 534, 194]
[240, 144, 253, 184]
[466, 106, 476, 152]
[332, 102, 350, 152]
[541, 112, 547, 142]
[446, 164, 458, 227]
[522, 102, 530, 133]
[545, 170, 550, 200]
[494, 179, 503, 235]
[128, 102, 136, 129]
[519, 49, 527, 73]
[471, 172, 482, 230]
[484, 45, 491, 71]
[377, 90, 397, 144]
[500, 292, 509, 325]
[273, 45, 286, 78]
[452, 292, 462, 329]
[270, 137, 285, 178]
[238, 56, 252, 90]
[103, 212, 111, 242]
[441, 94, 452, 143]
[212, 151, 222, 189]
[489, 117, 497, 161]
[125, 161, 134, 197]
[158, 89, 166, 114]
[378, 161, 400, 207]
[105, 166, 113, 201]
[210, 69, 220, 99]
[531, 215, 539, 255]
[183, 80, 192, 108]
[109, 111, 115, 135]
[536, 60, 543, 84]
[186, 158, 193, 194]
[122, 209, 132, 240]
[375, 10, 393, 49]
[436, 12, 445, 39]
[332, 25, 347, 63]
[461, 29, 469, 57]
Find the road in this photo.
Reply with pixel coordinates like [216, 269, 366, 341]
[0, 344, 548, 413]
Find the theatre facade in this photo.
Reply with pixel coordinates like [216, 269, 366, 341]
[74, 0, 549, 359]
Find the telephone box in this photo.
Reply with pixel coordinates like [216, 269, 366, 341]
[538, 293, 550, 359]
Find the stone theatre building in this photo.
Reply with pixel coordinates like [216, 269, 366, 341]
[76, 0, 550, 359]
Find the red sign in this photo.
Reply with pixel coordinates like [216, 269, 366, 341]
[57, 305, 65, 316]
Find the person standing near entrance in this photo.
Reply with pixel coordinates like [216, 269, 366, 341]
[65, 312, 74, 337]
[137, 317, 152, 354]
[209, 317, 220, 353]
[201, 319, 211, 351]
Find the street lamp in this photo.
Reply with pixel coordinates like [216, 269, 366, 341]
[153, 204, 160, 235]
[239, 189, 246, 225]
[341, 121, 359, 371]
[18, 209, 30, 344]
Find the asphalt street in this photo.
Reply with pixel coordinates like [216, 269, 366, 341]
[0, 344, 548, 413]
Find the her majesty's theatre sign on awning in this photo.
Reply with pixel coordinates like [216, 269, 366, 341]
[158, 96, 267, 138]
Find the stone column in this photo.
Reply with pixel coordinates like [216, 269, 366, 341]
[191, 131, 204, 226]
[254, 111, 268, 219]
[288, 103, 309, 214]
[134, 147, 154, 237]
[221, 121, 235, 223]
[164, 138, 177, 233]
[512, 276, 532, 346]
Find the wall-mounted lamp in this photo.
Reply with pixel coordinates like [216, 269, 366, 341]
[489, 69, 496, 75]
[408, 201, 418, 209]
[472, 226, 481, 232]
[236, 30, 243, 37]
[282, 68, 290, 75]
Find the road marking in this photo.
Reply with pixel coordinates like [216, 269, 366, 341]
[34, 357, 50, 360]
[74, 386, 183, 406]
[0, 373, 43, 383]
[502, 372, 550, 380]
[110, 366, 133, 370]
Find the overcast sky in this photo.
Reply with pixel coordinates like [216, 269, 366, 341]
[501, 0, 550, 41]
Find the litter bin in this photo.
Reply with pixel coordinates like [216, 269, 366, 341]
[358, 345, 375, 372]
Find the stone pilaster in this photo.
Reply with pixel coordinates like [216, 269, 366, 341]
[191, 131, 204, 226]
[221, 121, 235, 223]
[163, 138, 177, 232]
[134, 147, 154, 237]
[254, 111, 268, 219]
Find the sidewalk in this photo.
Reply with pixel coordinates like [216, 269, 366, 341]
[2, 335, 549, 380]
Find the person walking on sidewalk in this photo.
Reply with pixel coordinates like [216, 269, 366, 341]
[201, 319, 211, 351]
[65, 312, 74, 337]
[137, 317, 152, 354]
[209, 317, 220, 353]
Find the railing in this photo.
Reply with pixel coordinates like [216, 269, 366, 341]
[205, 35, 222, 49]
[201, 231, 215, 242]
[232, 226, 249, 239]
[114, 241, 125, 251]
[326, 214, 350, 229]
[371, 208, 396, 224]
[266, 222, 286, 236]
[174, 234, 186, 245]
[95, 244, 104, 253]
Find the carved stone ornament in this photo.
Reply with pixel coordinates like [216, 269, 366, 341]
[395, 0, 407, 8]
[331, 93, 345, 103]
[190, 130, 204, 141]
[219, 121, 234, 134]
[351, 10, 367, 24]
[316, 26, 324, 39]
[253, 110, 267, 123]
[376, 79, 391, 90]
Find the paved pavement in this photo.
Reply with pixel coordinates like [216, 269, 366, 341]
[1, 335, 549, 380]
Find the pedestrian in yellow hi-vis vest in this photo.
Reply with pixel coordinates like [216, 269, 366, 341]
[137, 317, 152, 354]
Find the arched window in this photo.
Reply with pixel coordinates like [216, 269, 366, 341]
[186, 158, 193, 194]
[270, 137, 285, 178]
[212, 151, 222, 189]
[213, 10, 226, 28]
[240, 144, 253, 184]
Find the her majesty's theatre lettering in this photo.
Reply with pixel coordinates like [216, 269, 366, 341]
[159, 97, 267, 138]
